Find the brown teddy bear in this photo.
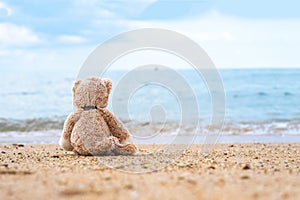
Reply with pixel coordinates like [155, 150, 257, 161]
[59, 77, 137, 155]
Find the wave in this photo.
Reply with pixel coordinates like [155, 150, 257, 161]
[231, 91, 295, 99]
[0, 117, 65, 132]
[219, 120, 300, 135]
[0, 117, 299, 136]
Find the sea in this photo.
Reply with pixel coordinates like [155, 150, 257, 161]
[0, 68, 300, 144]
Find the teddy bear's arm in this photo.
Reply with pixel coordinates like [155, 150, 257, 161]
[99, 109, 130, 143]
[59, 112, 76, 151]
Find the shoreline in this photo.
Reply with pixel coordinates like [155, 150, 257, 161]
[1, 143, 300, 199]
[1, 134, 300, 144]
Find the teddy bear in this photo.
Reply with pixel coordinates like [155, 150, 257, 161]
[59, 77, 137, 155]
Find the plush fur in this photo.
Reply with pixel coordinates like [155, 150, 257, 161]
[59, 77, 137, 155]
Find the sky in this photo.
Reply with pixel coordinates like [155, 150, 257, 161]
[1, 0, 300, 71]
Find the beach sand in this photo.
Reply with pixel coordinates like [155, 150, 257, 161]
[1, 143, 300, 200]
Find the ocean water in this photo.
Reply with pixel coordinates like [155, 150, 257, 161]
[0, 68, 299, 143]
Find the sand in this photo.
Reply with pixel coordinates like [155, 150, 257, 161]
[1, 143, 300, 200]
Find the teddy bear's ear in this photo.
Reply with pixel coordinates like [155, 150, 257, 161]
[102, 78, 112, 94]
[72, 80, 81, 94]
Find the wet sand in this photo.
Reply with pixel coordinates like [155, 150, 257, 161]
[1, 143, 300, 200]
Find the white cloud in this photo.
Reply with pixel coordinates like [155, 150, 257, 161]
[0, 49, 10, 56]
[196, 32, 234, 42]
[0, 46, 92, 73]
[0, 23, 41, 47]
[1, 7, 299, 70]
[0, 2, 13, 16]
[57, 35, 87, 44]
[71, 0, 157, 22]
[118, 10, 300, 68]
[97, 9, 116, 18]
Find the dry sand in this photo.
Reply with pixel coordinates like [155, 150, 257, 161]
[1, 143, 300, 200]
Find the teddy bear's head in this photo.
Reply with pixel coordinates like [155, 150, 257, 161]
[72, 77, 112, 109]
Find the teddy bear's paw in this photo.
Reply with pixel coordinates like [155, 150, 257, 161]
[115, 144, 138, 155]
[108, 136, 120, 144]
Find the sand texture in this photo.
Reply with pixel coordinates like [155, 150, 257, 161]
[1, 143, 300, 200]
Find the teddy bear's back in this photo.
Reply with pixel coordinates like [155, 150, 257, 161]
[70, 110, 111, 154]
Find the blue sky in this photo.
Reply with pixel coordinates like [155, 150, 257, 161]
[1, 0, 300, 70]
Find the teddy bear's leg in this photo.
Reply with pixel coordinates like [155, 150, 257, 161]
[114, 143, 138, 155]
[87, 136, 120, 155]
[90, 136, 137, 155]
